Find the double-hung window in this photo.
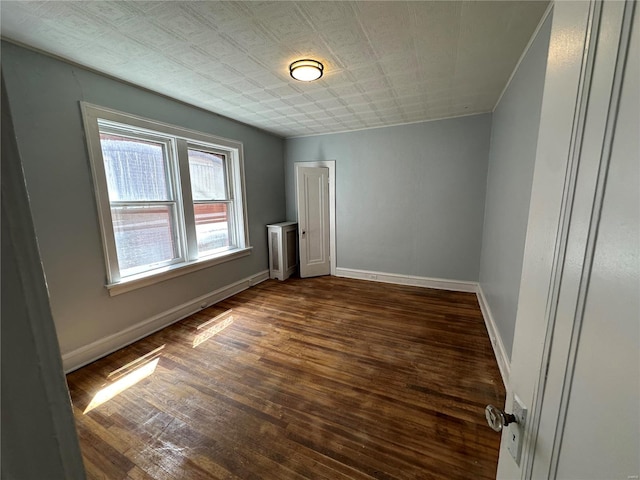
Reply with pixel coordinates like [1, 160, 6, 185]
[82, 103, 250, 295]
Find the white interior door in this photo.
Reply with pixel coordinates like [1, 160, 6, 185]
[296, 165, 330, 278]
[497, 2, 638, 479]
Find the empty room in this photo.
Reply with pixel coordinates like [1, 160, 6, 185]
[1, 1, 638, 479]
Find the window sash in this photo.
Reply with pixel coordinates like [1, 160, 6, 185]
[97, 126, 187, 275]
[98, 130, 175, 203]
[187, 146, 230, 202]
[193, 200, 236, 257]
[111, 202, 184, 277]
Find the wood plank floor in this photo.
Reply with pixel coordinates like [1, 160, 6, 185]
[66, 276, 505, 480]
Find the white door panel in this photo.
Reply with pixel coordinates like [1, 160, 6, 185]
[296, 166, 330, 278]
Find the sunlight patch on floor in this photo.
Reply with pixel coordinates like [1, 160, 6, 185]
[193, 310, 234, 348]
[85, 357, 159, 414]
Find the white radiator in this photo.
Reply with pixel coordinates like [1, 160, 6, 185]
[267, 221, 298, 280]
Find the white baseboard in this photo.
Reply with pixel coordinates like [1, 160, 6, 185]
[335, 267, 478, 293]
[476, 285, 511, 387]
[62, 270, 269, 373]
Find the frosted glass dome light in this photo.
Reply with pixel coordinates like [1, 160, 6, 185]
[289, 59, 324, 82]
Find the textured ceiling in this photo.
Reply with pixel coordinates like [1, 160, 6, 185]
[0, 1, 548, 138]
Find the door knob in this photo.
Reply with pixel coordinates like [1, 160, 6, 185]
[301, 230, 306, 235]
[485, 405, 517, 432]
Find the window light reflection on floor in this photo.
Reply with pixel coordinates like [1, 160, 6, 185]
[83, 310, 234, 413]
[106, 345, 165, 381]
[84, 356, 160, 414]
[193, 310, 234, 348]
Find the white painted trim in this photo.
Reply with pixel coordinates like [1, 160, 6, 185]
[81, 102, 251, 287]
[493, 3, 554, 113]
[294, 160, 336, 275]
[107, 247, 253, 296]
[62, 270, 269, 373]
[81, 102, 249, 150]
[476, 285, 511, 387]
[335, 267, 477, 293]
[287, 112, 489, 139]
[533, 3, 636, 477]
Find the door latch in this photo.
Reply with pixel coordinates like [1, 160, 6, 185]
[485, 395, 527, 465]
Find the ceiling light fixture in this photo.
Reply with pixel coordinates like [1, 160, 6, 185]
[289, 59, 324, 82]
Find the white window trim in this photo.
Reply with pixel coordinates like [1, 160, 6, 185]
[105, 247, 252, 296]
[81, 102, 251, 296]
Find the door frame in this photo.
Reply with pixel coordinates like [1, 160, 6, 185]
[528, 2, 636, 478]
[498, 1, 636, 478]
[294, 160, 336, 276]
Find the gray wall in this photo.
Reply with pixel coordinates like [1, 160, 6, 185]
[478, 14, 552, 360]
[2, 75, 85, 480]
[285, 114, 491, 281]
[1, 42, 285, 364]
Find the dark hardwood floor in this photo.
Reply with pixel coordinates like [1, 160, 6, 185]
[66, 276, 505, 479]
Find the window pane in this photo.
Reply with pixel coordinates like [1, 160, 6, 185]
[188, 149, 227, 201]
[194, 203, 230, 255]
[111, 205, 179, 274]
[100, 134, 171, 201]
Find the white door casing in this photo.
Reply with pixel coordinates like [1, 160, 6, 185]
[296, 165, 330, 277]
[533, 2, 638, 478]
[497, 1, 638, 479]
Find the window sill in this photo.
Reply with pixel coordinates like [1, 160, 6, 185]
[106, 246, 253, 296]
